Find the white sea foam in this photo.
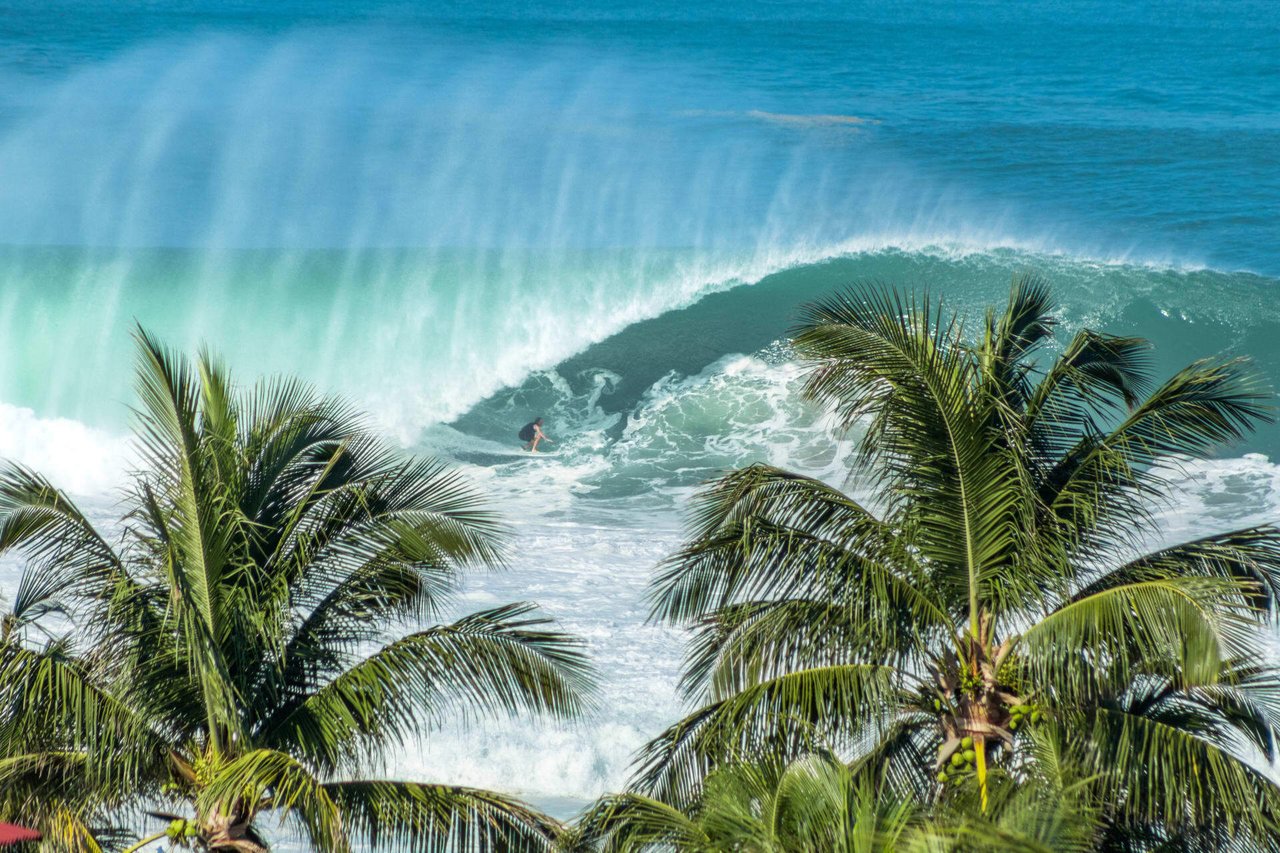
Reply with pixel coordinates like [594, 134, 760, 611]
[1152, 453, 1280, 542]
[0, 402, 133, 496]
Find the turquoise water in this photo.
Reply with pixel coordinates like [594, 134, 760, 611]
[2, 0, 1279, 829]
[2, 1, 1278, 438]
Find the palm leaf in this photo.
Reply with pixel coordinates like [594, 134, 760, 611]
[260, 603, 593, 773]
[630, 663, 899, 808]
[1081, 704, 1280, 843]
[794, 286, 1033, 636]
[648, 465, 926, 625]
[324, 779, 560, 853]
[680, 598, 928, 704]
[0, 464, 124, 630]
[1072, 526, 1280, 616]
[199, 748, 345, 852]
[569, 792, 712, 852]
[1019, 577, 1260, 702]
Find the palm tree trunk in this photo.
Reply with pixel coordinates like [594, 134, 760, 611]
[203, 811, 269, 853]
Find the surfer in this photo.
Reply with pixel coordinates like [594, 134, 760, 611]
[519, 417, 554, 453]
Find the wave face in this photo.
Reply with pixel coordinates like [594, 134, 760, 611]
[2, 2, 1278, 434]
[0, 29, 1035, 432]
[2, 0, 1280, 835]
[453, 250, 1280, 465]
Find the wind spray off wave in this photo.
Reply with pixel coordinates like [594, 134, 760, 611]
[0, 28, 1202, 439]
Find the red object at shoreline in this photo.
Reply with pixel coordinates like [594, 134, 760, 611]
[0, 824, 40, 845]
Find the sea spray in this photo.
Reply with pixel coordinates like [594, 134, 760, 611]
[0, 28, 1218, 436]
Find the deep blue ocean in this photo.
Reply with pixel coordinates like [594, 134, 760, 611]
[1, 0, 1278, 833]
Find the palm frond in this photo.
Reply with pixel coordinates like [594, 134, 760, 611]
[199, 747, 345, 852]
[324, 779, 560, 853]
[1019, 577, 1260, 703]
[976, 272, 1057, 407]
[1072, 525, 1280, 617]
[1044, 357, 1272, 560]
[1024, 329, 1154, 433]
[794, 286, 1033, 636]
[130, 326, 250, 750]
[259, 603, 593, 773]
[569, 792, 711, 852]
[680, 598, 926, 704]
[630, 663, 899, 808]
[648, 465, 926, 625]
[0, 642, 168, 793]
[0, 464, 124, 631]
[1081, 704, 1280, 844]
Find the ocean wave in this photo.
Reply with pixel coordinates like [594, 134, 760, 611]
[4, 241, 1277, 486]
[2, 27, 1264, 447]
[3, 201, 1278, 510]
[450, 246, 1280, 458]
[0, 402, 133, 496]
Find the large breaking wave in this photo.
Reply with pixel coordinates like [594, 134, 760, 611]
[0, 29, 1238, 440]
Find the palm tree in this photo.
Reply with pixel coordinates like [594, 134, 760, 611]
[570, 752, 923, 852]
[571, 736, 1101, 852]
[635, 276, 1280, 849]
[0, 329, 594, 852]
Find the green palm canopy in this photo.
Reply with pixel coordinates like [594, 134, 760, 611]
[636, 276, 1280, 850]
[573, 752, 926, 852]
[0, 329, 594, 852]
[574, 743, 1101, 852]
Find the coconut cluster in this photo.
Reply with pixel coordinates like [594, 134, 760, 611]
[165, 818, 199, 843]
[1007, 702, 1043, 731]
[937, 735, 980, 783]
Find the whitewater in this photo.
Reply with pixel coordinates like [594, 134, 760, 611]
[2, 0, 1280, 842]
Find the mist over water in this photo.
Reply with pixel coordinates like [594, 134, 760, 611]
[2, 0, 1279, 832]
[4, 12, 1276, 434]
[0, 29, 1043, 433]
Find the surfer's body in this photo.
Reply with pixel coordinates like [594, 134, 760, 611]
[519, 417, 553, 452]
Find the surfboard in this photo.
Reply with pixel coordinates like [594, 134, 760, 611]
[448, 448, 560, 465]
